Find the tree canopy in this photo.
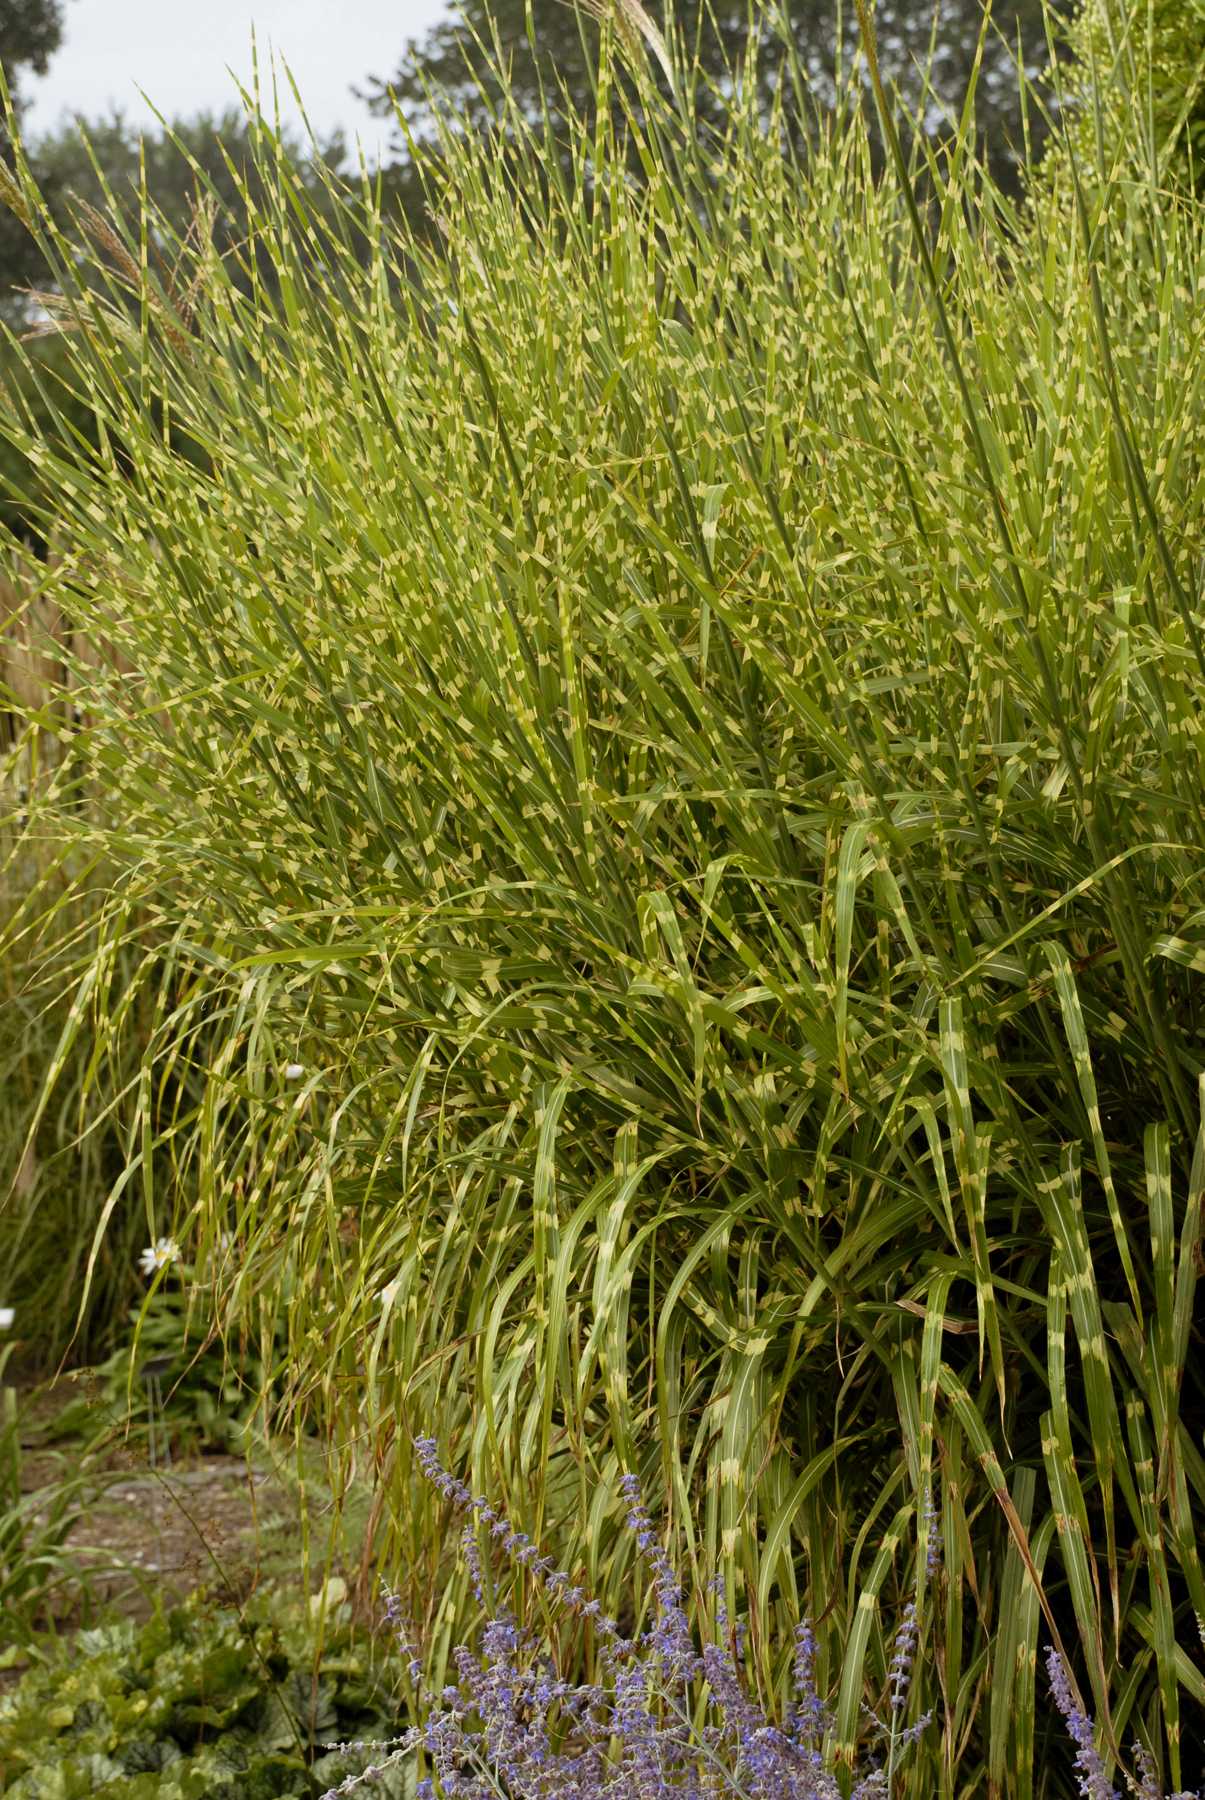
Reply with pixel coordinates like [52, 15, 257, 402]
[1, 0, 67, 319]
[0, 0, 64, 94]
[361, 0, 1069, 198]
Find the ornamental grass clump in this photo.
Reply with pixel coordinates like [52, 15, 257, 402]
[1, 0, 1203, 1786]
[320, 1439, 935, 1798]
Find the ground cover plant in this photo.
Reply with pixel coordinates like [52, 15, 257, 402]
[0, 0, 1203, 1789]
[0, 1582, 408, 1798]
[37, 1250, 280, 1458]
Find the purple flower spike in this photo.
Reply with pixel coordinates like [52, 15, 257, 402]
[1045, 1647, 1120, 1800]
[620, 1468, 698, 1687]
[888, 1601, 918, 1713]
[319, 1437, 937, 1798]
[412, 1435, 628, 1648]
[791, 1618, 832, 1749]
[922, 1483, 943, 1581]
[1131, 1743, 1164, 1800]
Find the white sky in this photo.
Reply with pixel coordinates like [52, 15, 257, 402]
[23, 0, 451, 160]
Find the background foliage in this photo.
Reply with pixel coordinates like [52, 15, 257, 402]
[0, 0, 65, 320]
[362, 0, 1070, 201]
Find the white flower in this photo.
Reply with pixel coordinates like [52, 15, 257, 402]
[284, 1063, 306, 1081]
[138, 1238, 181, 1277]
[377, 1279, 402, 1311]
[0, 1306, 14, 1330]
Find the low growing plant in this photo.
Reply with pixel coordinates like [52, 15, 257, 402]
[0, 1582, 407, 1799]
[0, 863, 178, 1369]
[72, 1238, 276, 1458]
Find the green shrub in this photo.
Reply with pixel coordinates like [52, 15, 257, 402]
[1, 1, 1202, 1788]
[0, 1585, 406, 1798]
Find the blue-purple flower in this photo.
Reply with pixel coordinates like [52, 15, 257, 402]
[320, 1441, 936, 1798]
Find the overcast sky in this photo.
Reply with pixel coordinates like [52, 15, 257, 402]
[24, 0, 451, 158]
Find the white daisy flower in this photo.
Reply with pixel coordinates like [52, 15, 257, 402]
[0, 1306, 14, 1330]
[138, 1238, 181, 1277]
[284, 1063, 306, 1081]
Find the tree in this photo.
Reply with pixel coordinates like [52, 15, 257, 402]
[361, 0, 1070, 202]
[0, 0, 64, 95]
[1, 0, 66, 319]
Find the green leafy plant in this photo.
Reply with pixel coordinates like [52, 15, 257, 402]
[0, 865, 177, 1369]
[96, 1253, 275, 1458]
[0, 1583, 408, 1798]
[35, 1234, 301, 1464]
